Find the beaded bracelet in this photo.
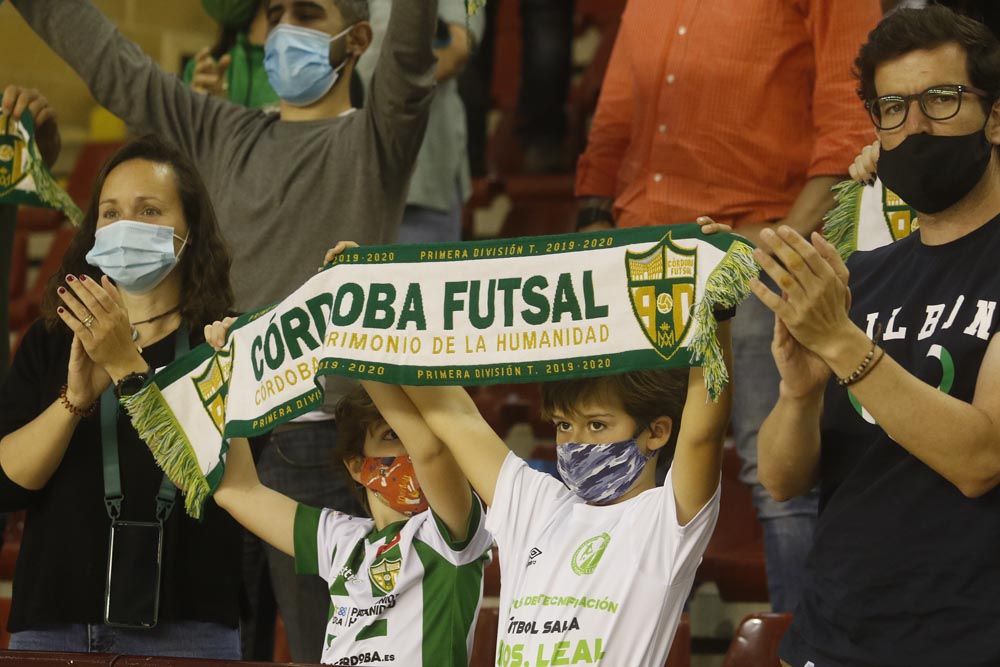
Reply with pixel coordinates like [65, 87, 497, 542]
[837, 343, 885, 387]
[59, 384, 98, 418]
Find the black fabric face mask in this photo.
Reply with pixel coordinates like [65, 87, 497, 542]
[877, 128, 993, 214]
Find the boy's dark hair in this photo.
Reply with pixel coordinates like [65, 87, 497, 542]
[540, 369, 689, 471]
[855, 6, 1000, 105]
[333, 386, 384, 515]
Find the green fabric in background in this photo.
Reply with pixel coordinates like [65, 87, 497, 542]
[0, 204, 15, 380]
[182, 33, 278, 110]
[201, 0, 256, 28]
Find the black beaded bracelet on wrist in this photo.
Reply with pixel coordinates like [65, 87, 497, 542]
[837, 325, 888, 387]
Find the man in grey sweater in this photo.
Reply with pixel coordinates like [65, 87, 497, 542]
[9, 0, 439, 661]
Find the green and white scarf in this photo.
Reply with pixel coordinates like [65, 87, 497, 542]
[123, 225, 756, 517]
[823, 178, 918, 261]
[0, 109, 82, 225]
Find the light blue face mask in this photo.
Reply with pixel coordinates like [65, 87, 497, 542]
[556, 433, 653, 505]
[264, 23, 353, 107]
[85, 220, 188, 294]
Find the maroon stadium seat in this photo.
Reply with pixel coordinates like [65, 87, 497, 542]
[721, 613, 794, 667]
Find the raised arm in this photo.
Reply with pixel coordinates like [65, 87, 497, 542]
[400, 385, 509, 507]
[434, 23, 469, 82]
[9, 0, 252, 165]
[671, 322, 732, 525]
[366, 0, 439, 169]
[213, 437, 298, 556]
[361, 381, 473, 539]
[434, 0, 485, 82]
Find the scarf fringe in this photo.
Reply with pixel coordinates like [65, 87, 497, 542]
[823, 179, 862, 262]
[688, 240, 758, 401]
[26, 148, 83, 226]
[121, 384, 211, 519]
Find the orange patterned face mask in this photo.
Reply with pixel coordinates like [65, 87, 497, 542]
[359, 456, 429, 516]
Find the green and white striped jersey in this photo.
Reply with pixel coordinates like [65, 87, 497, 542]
[294, 498, 493, 666]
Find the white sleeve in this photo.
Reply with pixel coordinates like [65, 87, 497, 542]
[637, 470, 720, 584]
[485, 452, 574, 555]
[294, 504, 371, 582]
[418, 495, 495, 565]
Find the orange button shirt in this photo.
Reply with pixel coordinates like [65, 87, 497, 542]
[576, 0, 881, 228]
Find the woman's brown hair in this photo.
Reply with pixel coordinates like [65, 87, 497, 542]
[42, 135, 234, 329]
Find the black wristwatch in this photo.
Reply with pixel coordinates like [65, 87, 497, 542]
[714, 305, 737, 323]
[115, 368, 151, 399]
[576, 206, 615, 231]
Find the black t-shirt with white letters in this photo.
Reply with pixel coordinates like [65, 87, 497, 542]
[781, 216, 1000, 667]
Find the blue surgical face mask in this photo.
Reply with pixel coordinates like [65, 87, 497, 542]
[85, 220, 188, 294]
[556, 432, 653, 505]
[264, 23, 353, 107]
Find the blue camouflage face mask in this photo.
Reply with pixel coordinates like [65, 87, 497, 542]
[264, 23, 353, 107]
[85, 220, 187, 294]
[556, 431, 653, 505]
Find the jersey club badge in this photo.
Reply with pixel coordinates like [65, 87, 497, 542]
[370, 533, 403, 595]
[571, 533, 610, 576]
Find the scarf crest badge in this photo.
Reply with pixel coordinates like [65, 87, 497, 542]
[0, 109, 82, 225]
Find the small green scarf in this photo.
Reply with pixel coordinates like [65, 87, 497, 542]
[823, 178, 919, 261]
[0, 108, 82, 225]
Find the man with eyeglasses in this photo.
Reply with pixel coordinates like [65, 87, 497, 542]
[753, 6, 1000, 666]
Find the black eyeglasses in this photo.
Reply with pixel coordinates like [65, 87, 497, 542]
[866, 84, 989, 130]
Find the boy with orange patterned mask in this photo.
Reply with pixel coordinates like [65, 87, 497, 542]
[358, 454, 429, 515]
[210, 377, 491, 665]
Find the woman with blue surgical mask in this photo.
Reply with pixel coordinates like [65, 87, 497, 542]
[0, 136, 244, 658]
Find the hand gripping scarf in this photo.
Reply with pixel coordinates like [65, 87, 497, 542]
[0, 109, 82, 226]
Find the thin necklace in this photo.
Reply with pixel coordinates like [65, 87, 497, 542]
[130, 306, 180, 342]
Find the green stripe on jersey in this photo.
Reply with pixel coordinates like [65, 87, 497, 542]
[415, 539, 487, 666]
[294, 504, 322, 575]
[357, 619, 389, 640]
[366, 519, 407, 544]
[431, 495, 483, 552]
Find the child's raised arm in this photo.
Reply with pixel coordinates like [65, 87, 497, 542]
[361, 381, 473, 539]
[400, 386, 510, 507]
[671, 321, 733, 525]
[213, 437, 298, 556]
